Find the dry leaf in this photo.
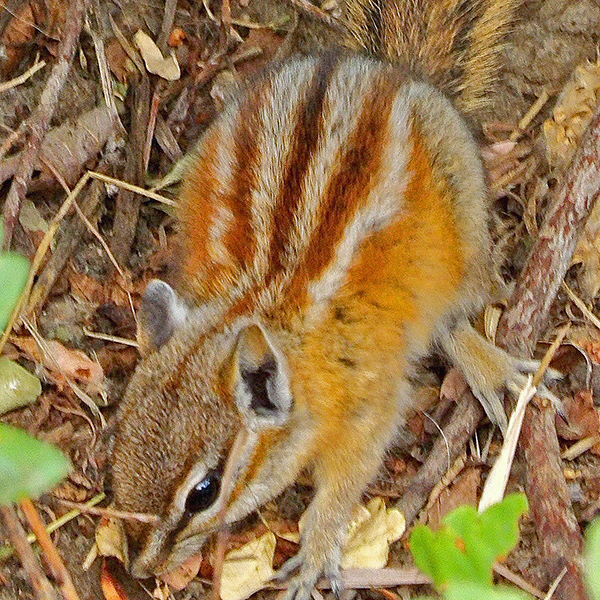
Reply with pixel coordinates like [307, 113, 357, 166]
[100, 558, 130, 600]
[160, 553, 203, 590]
[440, 367, 468, 403]
[427, 468, 481, 528]
[220, 531, 276, 600]
[133, 30, 180, 81]
[96, 517, 129, 569]
[544, 59, 600, 169]
[556, 390, 600, 454]
[14, 336, 104, 394]
[19, 199, 48, 236]
[339, 497, 405, 569]
[0, 107, 117, 190]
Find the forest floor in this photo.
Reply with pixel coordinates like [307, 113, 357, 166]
[2, 0, 600, 599]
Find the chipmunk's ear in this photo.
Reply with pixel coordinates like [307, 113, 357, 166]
[137, 280, 189, 355]
[233, 324, 292, 430]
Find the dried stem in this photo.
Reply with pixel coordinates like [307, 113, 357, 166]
[19, 498, 81, 600]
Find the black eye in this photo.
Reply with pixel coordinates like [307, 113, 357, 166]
[185, 469, 222, 514]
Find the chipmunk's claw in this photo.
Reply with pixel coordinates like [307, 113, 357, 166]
[274, 551, 342, 600]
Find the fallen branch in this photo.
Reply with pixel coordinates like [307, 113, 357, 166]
[493, 99, 600, 600]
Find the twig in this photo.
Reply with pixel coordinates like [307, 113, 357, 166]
[55, 499, 158, 524]
[20, 498, 81, 600]
[494, 563, 545, 599]
[544, 567, 568, 600]
[0, 505, 60, 600]
[495, 100, 600, 600]
[509, 90, 550, 142]
[0, 58, 46, 93]
[111, 72, 150, 266]
[144, 90, 161, 172]
[2, 0, 91, 248]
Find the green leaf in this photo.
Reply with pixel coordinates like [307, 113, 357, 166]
[0, 357, 42, 415]
[0, 424, 71, 505]
[410, 494, 528, 590]
[585, 518, 600, 600]
[444, 582, 532, 600]
[0, 234, 30, 332]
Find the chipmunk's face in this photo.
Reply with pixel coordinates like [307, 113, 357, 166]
[111, 281, 294, 579]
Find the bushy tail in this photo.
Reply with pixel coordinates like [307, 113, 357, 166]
[339, 0, 520, 116]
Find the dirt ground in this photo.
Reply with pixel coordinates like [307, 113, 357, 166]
[2, 0, 600, 599]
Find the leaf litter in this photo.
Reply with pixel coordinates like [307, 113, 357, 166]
[2, 1, 600, 600]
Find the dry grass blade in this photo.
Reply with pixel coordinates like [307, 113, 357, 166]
[88, 171, 177, 206]
[56, 499, 159, 524]
[479, 323, 569, 511]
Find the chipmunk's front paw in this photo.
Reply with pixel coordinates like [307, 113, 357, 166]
[275, 550, 342, 600]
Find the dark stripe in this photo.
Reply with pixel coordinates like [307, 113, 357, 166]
[288, 71, 399, 302]
[221, 79, 271, 271]
[265, 53, 339, 281]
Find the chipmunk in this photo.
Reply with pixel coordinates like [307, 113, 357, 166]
[111, 1, 545, 598]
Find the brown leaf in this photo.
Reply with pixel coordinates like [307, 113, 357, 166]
[106, 38, 133, 84]
[556, 390, 600, 454]
[14, 336, 104, 393]
[160, 553, 202, 590]
[96, 517, 129, 568]
[426, 467, 481, 529]
[0, 2, 37, 75]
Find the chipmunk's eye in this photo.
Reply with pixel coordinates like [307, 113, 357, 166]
[185, 468, 221, 514]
